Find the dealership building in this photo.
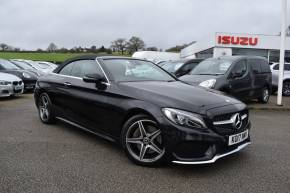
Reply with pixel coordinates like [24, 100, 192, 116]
[181, 32, 290, 62]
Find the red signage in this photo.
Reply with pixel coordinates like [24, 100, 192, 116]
[217, 35, 258, 46]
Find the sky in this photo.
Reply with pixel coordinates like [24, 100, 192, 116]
[0, 0, 289, 50]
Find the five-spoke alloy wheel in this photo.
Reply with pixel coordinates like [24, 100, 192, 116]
[38, 93, 55, 124]
[122, 115, 165, 166]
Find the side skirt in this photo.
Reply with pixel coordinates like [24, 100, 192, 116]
[55, 117, 116, 143]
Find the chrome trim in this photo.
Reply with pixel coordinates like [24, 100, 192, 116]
[213, 113, 247, 126]
[95, 59, 111, 85]
[55, 117, 115, 142]
[172, 142, 251, 165]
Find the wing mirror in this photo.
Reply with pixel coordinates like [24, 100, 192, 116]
[83, 73, 107, 89]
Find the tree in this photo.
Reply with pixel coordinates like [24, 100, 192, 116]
[111, 38, 127, 54]
[126, 36, 145, 54]
[47, 42, 58, 52]
[90, 45, 97, 53]
[0, 43, 9, 51]
[146, 47, 158, 51]
[98, 45, 106, 53]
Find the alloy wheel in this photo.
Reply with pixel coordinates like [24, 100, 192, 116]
[125, 120, 165, 163]
[263, 88, 269, 102]
[39, 94, 50, 122]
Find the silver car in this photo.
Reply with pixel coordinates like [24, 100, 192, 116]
[270, 62, 290, 96]
[0, 72, 24, 97]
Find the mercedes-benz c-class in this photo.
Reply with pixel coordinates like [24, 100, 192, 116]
[34, 55, 251, 166]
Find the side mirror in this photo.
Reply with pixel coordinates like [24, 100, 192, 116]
[83, 73, 107, 89]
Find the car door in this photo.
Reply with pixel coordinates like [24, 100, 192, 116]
[60, 59, 112, 134]
[248, 59, 264, 97]
[228, 60, 252, 99]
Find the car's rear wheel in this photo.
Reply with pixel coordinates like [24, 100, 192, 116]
[121, 115, 166, 166]
[283, 81, 290, 96]
[38, 93, 55, 124]
[258, 87, 270, 103]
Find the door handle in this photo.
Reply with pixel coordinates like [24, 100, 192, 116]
[64, 82, 72, 87]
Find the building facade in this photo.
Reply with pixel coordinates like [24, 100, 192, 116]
[181, 32, 290, 62]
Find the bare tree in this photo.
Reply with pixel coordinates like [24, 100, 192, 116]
[47, 42, 58, 52]
[0, 43, 9, 51]
[111, 38, 127, 54]
[126, 36, 145, 54]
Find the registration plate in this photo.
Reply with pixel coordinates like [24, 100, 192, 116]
[14, 86, 22, 90]
[228, 130, 248, 146]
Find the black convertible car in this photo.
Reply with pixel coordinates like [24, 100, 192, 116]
[34, 55, 251, 166]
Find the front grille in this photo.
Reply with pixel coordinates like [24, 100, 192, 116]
[12, 81, 22, 86]
[212, 110, 249, 135]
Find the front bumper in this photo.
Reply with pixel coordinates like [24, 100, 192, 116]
[23, 80, 37, 91]
[156, 115, 251, 164]
[0, 84, 24, 97]
[173, 142, 250, 164]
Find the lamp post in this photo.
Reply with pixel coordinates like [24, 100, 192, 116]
[277, 0, 287, 106]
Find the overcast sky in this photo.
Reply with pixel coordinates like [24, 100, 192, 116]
[0, 0, 289, 50]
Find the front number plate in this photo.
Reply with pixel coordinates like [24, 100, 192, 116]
[228, 130, 248, 146]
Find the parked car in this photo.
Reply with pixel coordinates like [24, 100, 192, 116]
[34, 55, 251, 166]
[13, 59, 52, 74]
[0, 59, 38, 91]
[270, 62, 290, 96]
[10, 59, 44, 77]
[36, 61, 58, 70]
[161, 59, 203, 77]
[0, 72, 24, 97]
[180, 56, 272, 103]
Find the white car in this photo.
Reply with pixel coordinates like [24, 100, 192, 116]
[0, 72, 24, 97]
[13, 59, 52, 74]
[36, 61, 58, 70]
[270, 62, 290, 96]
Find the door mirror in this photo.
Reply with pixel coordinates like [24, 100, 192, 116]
[83, 73, 107, 89]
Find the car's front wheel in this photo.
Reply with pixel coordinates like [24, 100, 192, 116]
[38, 93, 55, 124]
[121, 115, 166, 166]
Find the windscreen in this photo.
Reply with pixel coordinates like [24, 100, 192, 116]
[102, 59, 175, 82]
[190, 59, 232, 75]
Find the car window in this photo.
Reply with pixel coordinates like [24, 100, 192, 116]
[59, 62, 75, 76]
[231, 60, 247, 76]
[273, 64, 279, 70]
[190, 59, 232, 75]
[249, 59, 261, 73]
[273, 64, 290, 71]
[0, 59, 20, 70]
[70, 60, 103, 78]
[178, 63, 199, 74]
[102, 59, 175, 82]
[162, 62, 184, 73]
[260, 60, 271, 73]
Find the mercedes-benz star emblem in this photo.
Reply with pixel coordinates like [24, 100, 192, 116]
[232, 113, 242, 130]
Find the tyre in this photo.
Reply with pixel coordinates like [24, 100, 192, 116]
[258, 87, 270, 103]
[37, 93, 55, 124]
[282, 81, 290, 96]
[121, 114, 166, 166]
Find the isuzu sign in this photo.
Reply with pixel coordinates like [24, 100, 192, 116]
[217, 35, 258, 46]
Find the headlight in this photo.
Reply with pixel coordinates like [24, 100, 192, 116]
[0, 81, 12, 85]
[199, 79, 216, 88]
[22, 72, 31, 78]
[162, 108, 206, 129]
